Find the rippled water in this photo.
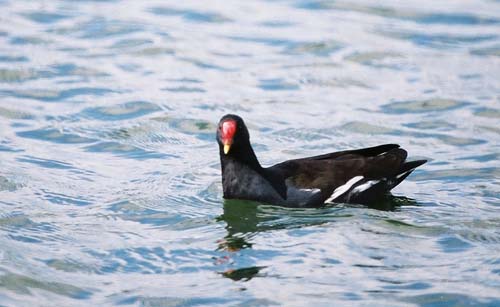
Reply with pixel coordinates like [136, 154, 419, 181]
[1, 0, 499, 305]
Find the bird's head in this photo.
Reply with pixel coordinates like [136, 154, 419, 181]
[216, 114, 250, 156]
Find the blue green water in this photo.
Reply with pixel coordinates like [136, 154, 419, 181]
[0, 0, 499, 306]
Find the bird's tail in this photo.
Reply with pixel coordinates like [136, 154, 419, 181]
[391, 159, 427, 188]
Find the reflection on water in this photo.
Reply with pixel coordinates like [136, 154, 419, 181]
[217, 200, 261, 251]
[0, 0, 499, 305]
[218, 196, 418, 248]
[221, 266, 265, 282]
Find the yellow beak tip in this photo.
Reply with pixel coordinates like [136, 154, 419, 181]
[223, 144, 231, 154]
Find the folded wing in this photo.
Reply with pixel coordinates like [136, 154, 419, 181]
[269, 144, 426, 205]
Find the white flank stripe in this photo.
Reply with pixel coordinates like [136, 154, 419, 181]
[396, 170, 412, 179]
[300, 188, 321, 193]
[325, 176, 364, 203]
[351, 180, 380, 194]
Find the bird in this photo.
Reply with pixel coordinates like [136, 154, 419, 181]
[216, 114, 427, 208]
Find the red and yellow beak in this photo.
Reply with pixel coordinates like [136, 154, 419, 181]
[221, 120, 236, 155]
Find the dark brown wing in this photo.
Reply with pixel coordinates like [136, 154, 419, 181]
[268, 145, 410, 201]
[270, 144, 402, 178]
[282, 144, 400, 163]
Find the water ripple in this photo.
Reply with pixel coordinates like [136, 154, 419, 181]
[17, 128, 95, 144]
[382, 98, 469, 113]
[0, 0, 499, 305]
[379, 30, 497, 50]
[84, 142, 172, 160]
[150, 7, 232, 23]
[2, 87, 115, 102]
[81, 101, 161, 121]
[0, 270, 92, 300]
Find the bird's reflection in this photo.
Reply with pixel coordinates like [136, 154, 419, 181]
[216, 199, 271, 252]
[215, 195, 417, 281]
[220, 266, 266, 281]
[215, 200, 271, 281]
[216, 195, 416, 251]
[366, 194, 418, 211]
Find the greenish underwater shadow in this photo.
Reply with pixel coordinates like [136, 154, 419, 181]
[216, 195, 417, 250]
[215, 195, 418, 281]
[215, 199, 268, 252]
[363, 194, 419, 211]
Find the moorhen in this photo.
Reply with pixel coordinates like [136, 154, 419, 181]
[216, 114, 426, 207]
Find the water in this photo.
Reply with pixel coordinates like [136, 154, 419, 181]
[0, 0, 499, 305]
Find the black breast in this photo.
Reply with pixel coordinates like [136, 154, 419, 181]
[222, 160, 285, 205]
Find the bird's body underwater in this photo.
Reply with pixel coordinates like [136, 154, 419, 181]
[216, 114, 426, 208]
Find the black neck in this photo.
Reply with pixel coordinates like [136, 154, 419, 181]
[220, 141, 262, 172]
[219, 142, 287, 199]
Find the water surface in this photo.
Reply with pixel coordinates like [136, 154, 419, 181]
[0, 0, 499, 306]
